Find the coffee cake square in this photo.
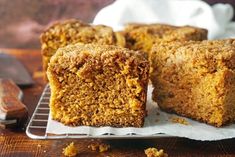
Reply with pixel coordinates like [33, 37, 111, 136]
[47, 43, 149, 127]
[150, 39, 235, 127]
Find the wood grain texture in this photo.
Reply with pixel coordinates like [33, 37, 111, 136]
[0, 49, 235, 157]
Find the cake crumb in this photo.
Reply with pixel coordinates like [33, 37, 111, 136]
[63, 142, 78, 157]
[88, 143, 110, 152]
[170, 116, 189, 125]
[33, 71, 44, 78]
[144, 147, 168, 157]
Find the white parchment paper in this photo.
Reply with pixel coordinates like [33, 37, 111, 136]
[46, 85, 235, 141]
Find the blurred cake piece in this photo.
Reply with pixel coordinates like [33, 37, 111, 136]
[47, 43, 149, 127]
[123, 23, 207, 56]
[150, 39, 235, 127]
[40, 19, 125, 77]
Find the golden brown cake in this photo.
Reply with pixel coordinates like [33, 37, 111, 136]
[47, 43, 149, 127]
[150, 39, 235, 127]
[123, 23, 207, 56]
[40, 19, 126, 77]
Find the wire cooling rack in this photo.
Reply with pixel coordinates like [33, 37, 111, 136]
[26, 85, 170, 139]
[26, 84, 51, 139]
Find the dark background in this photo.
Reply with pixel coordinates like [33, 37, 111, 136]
[0, 0, 234, 49]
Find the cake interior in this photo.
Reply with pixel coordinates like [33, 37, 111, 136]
[48, 45, 149, 127]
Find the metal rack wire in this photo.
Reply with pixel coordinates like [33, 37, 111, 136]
[26, 85, 169, 139]
[26, 84, 51, 139]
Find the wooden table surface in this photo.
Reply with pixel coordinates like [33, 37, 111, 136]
[0, 49, 235, 157]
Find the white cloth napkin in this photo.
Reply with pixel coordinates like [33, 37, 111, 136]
[93, 0, 235, 39]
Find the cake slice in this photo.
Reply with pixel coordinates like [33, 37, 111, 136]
[123, 23, 207, 56]
[150, 39, 235, 127]
[47, 43, 149, 127]
[40, 19, 126, 77]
